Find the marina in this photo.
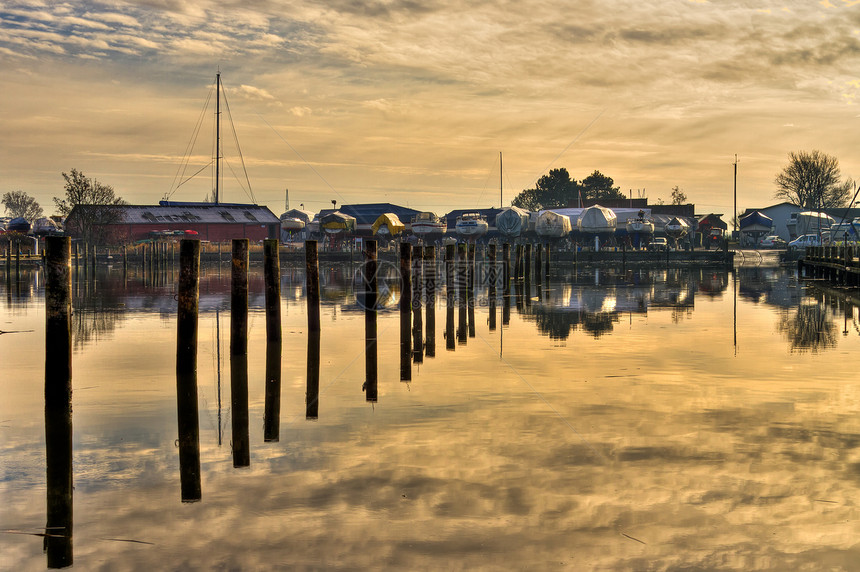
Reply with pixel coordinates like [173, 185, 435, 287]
[3, 238, 860, 568]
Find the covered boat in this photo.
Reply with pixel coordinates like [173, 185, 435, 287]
[6, 217, 31, 234]
[535, 210, 572, 238]
[32, 217, 60, 236]
[738, 210, 773, 247]
[411, 211, 447, 238]
[280, 208, 314, 231]
[455, 212, 489, 239]
[665, 217, 690, 238]
[577, 205, 617, 234]
[320, 211, 356, 235]
[495, 206, 530, 238]
[371, 213, 406, 237]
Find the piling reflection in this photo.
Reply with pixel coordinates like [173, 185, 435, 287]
[263, 341, 281, 442]
[306, 331, 321, 418]
[44, 237, 73, 568]
[230, 353, 250, 467]
[363, 240, 378, 403]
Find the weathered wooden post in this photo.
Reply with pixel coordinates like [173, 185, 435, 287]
[544, 242, 551, 278]
[306, 240, 321, 332]
[175, 239, 202, 502]
[445, 244, 455, 351]
[535, 243, 542, 284]
[457, 243, 467, 344]
[467, 243, 476, 339]
[400, 242, 412, 381]
[263, 239, 281, 343]
[412, 245, 424, 363]
[44, 236, 74, 567]
[424, 245, 436, 358]
[230, 352, 250, 467]
[503, 243, 511, 283]
[364, 240, 378, 402]
[514, 244, 523, 280]
[524, 243, 532, 284]
[230, 239, 249, 356]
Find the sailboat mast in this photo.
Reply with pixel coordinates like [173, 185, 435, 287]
[215, 72, 221, 205]
[499, 151, 503, 207]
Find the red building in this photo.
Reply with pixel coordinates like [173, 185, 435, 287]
[65, 202, 280, 244]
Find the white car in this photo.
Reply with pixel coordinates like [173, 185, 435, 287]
[788, 234, 823, 252]
[759, 235, 787, 248]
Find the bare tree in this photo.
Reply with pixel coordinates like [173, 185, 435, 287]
[774, 150, 852, 209]
[670, 186, 688, 205]
[54, 169, 127, 245]
[2, 190, 43, 220]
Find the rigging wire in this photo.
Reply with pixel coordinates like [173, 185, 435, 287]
[164, 85, 215, 201]
[222, 85, 255, 204]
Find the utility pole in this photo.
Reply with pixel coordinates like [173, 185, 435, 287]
[733, 154, 739, 236]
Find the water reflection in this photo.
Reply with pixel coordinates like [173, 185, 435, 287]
[10, 257, 860, 568]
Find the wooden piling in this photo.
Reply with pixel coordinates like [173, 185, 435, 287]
[544, 243, 551, 278]
[44, 236, 74, 567]
[535, 243, 542, 284]
[400, 242, 412, 381]
[230, 239, 249, 356]
[503, 243, 510, 283]
[306, 240, 321, 332]
[514, 244, 523, 280]
[524, 243, 532, 283]
[412, 245, 424, 363]
[424, 245, 436, 358]
[445, 244, 455, 351]
[263, 239, 281, 343]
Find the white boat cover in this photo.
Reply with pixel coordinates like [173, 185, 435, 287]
[535, 210, 572, 237]
[577, 205, 617, 233]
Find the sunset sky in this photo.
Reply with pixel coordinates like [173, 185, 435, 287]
[2, 0, 859, 218]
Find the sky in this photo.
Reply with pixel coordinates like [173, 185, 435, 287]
[1, 0, 860, 219]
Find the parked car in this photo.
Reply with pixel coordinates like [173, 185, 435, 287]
[788, 234, 823, 252]
[649, 237, 668, 252]
[759, 235, 787, 248]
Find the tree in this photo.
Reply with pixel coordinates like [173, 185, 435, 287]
[512, 168, 578, 210]
[670, 186, 687, 205]
[54, 169, 127, 244]
[581, 171, 625, 203]
[774, 150, 852, 210]
[2, 190, 43, 220]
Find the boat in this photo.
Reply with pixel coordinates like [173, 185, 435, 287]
[6, 217, 31, 234]
[32, 217, 61, 236]
[625, 210, 654, 235]
[577, 205, 617, 235]
[371, 213, 406, 237]
[455, 212, 489, 239]
[793, 211, 834, 237]
[535, 210, 572, 238]
[411, 211, 447, 238]
[320, 211, 356, 235]
[495, 206, 530, 238]
[665, 216, 690, 239]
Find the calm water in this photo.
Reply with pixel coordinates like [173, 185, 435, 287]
[3, 256, 860, 570]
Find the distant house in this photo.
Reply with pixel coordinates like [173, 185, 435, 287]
[64, 201, 280, 244]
